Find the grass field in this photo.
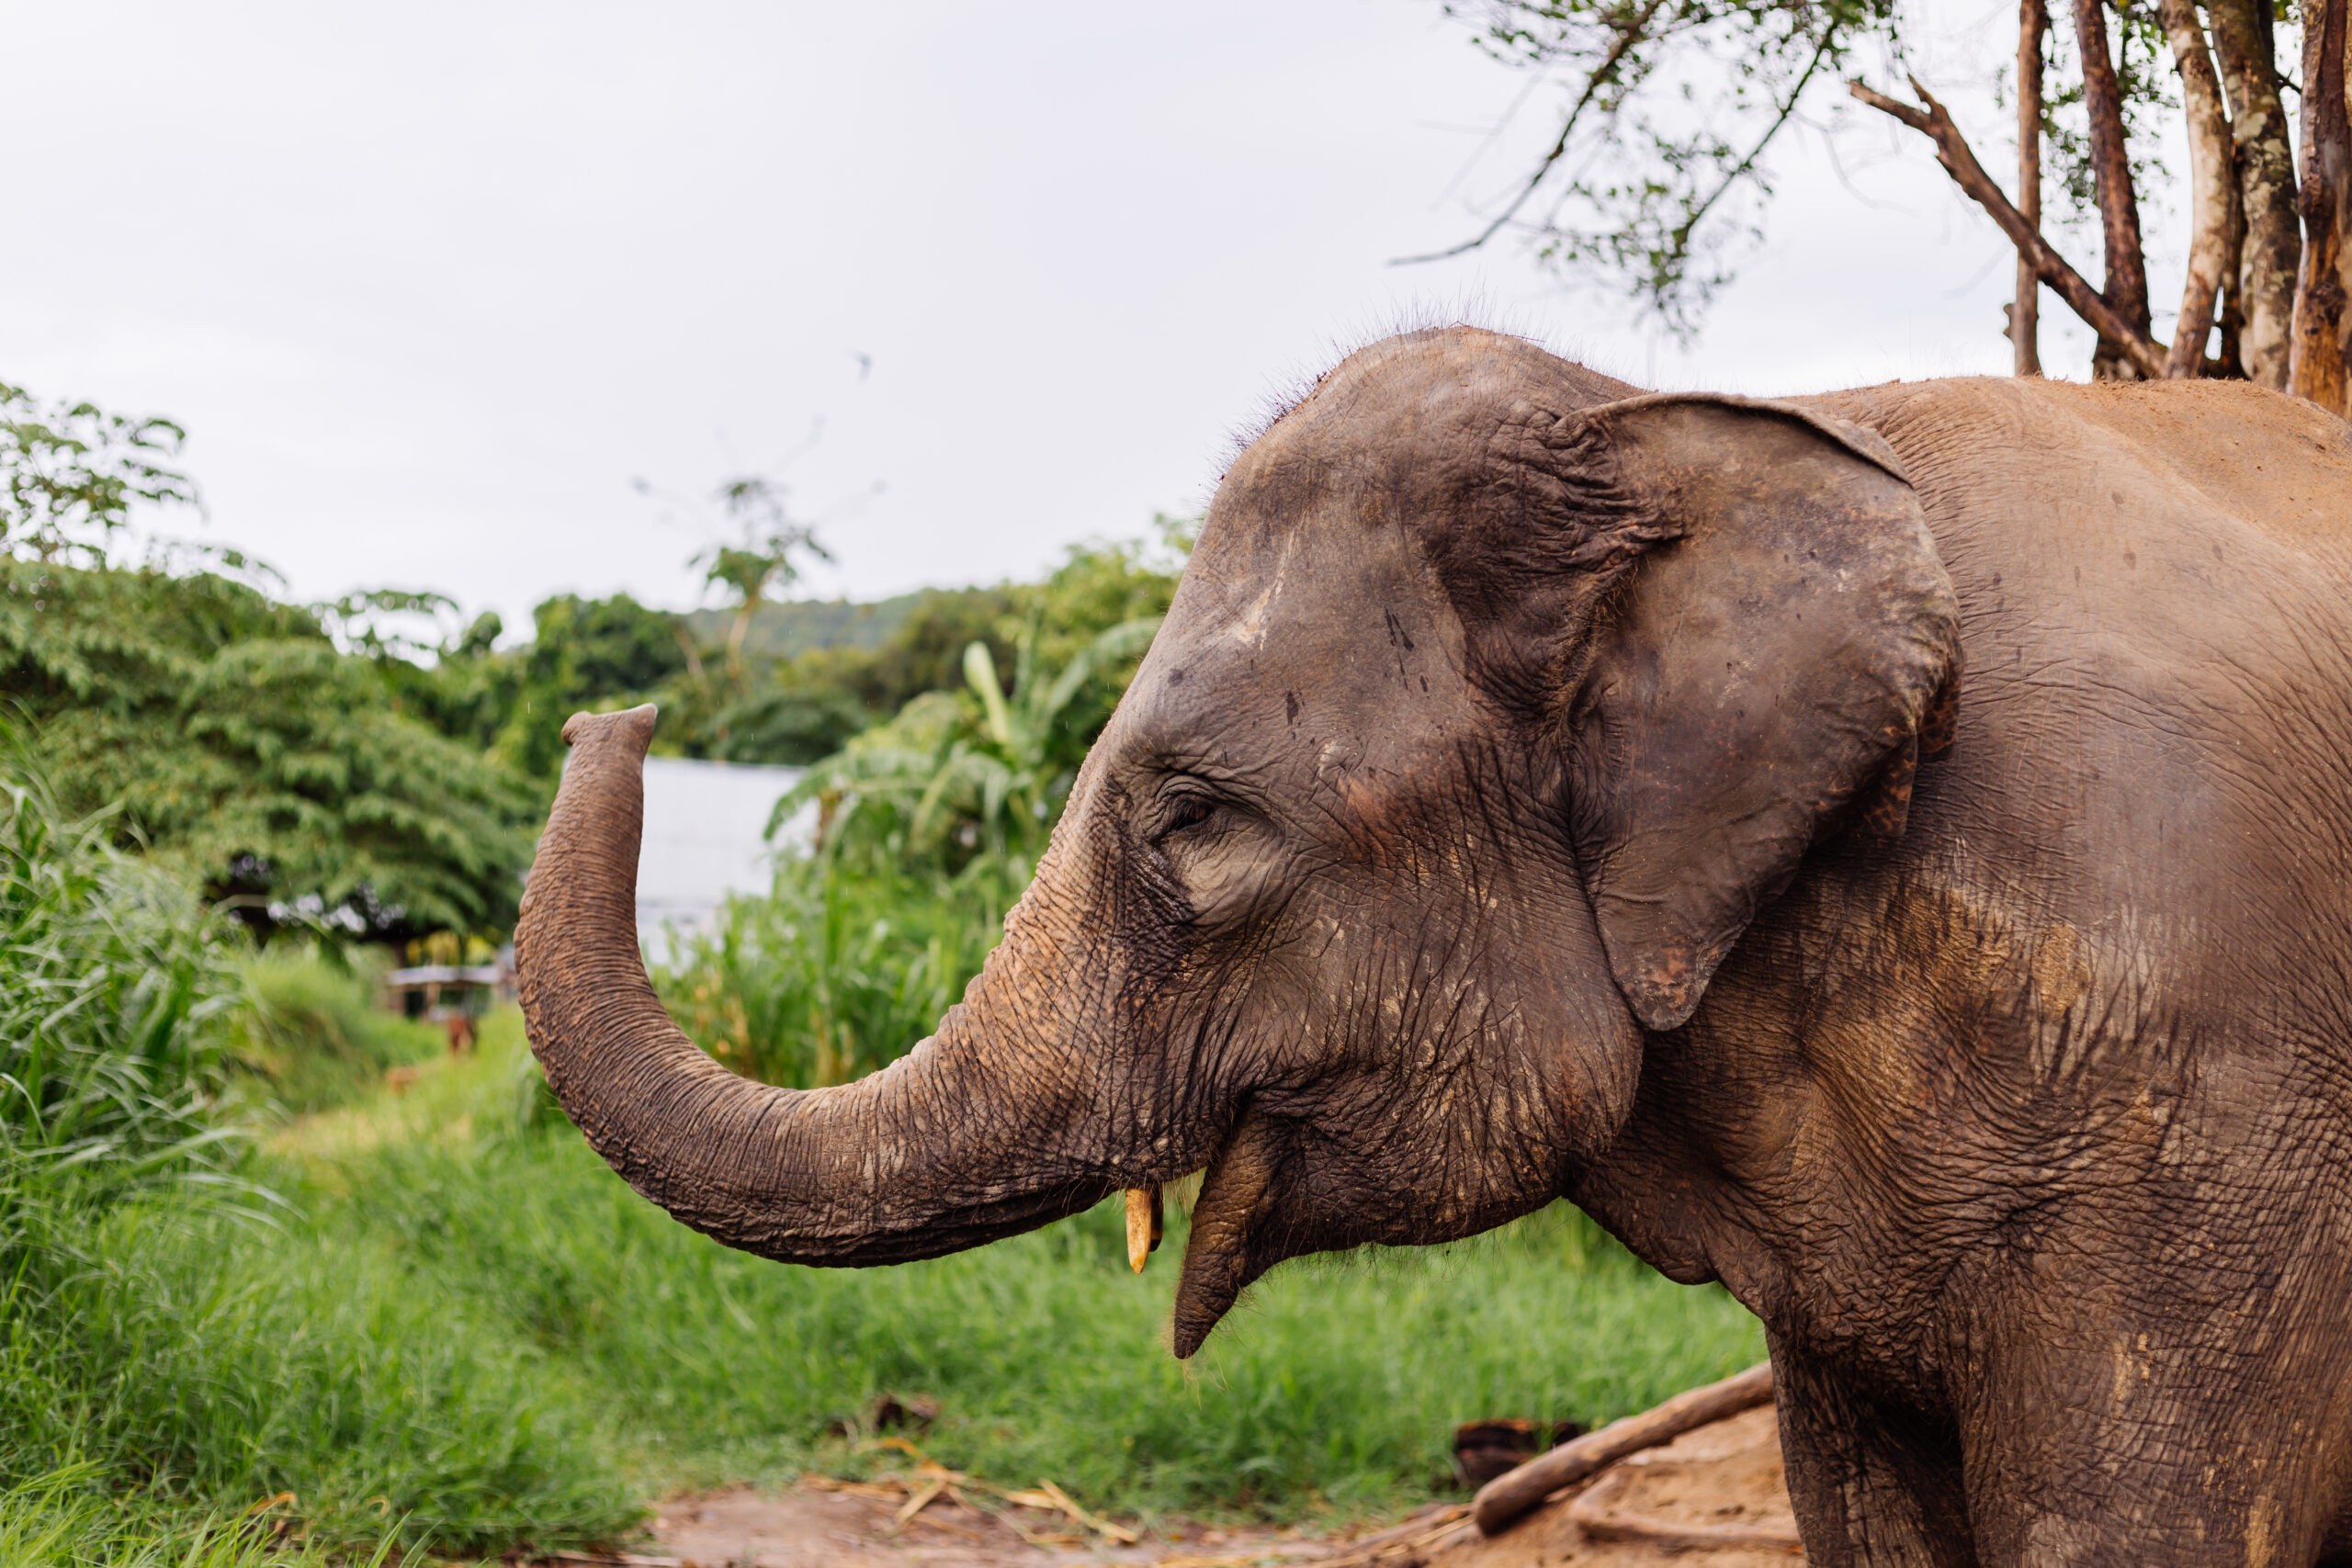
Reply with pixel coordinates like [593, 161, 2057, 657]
[10, 1009, 1763, 1562]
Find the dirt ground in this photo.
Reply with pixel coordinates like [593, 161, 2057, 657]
[606, 1404, 1801, 1568]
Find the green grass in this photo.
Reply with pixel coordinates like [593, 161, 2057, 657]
[189, 1014, 1764, 1547]
[228, 946, 446, 1116]
[0, 1468, 393, 1568]
[9, 1003, 1762, 1558]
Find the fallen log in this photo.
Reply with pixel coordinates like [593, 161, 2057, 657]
[1471, 1361, 1775, 1535]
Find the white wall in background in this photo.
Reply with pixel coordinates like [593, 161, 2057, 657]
[635, 757, 807, 961]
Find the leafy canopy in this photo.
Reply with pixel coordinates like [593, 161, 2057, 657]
[0, 384, 536, 943]
[1424, 0, 2192, 340]
[0, 381, 197, 567]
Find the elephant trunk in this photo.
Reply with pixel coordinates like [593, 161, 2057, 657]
[514, 706, 1114, 1265]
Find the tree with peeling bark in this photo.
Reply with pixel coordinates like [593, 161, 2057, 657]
[1424, 0, 2352, 412]
[2295, 0, 2352, 407]
[2211, 0, 2301, 386]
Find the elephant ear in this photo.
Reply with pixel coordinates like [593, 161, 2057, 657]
[1550, 394, 1961, 1032]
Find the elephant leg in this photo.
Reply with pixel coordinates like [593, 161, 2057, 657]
[1771, 1343, 1978, 1568]
[1953, 1337, 2335, 1568]
[1959, 1436, 2299, 1567]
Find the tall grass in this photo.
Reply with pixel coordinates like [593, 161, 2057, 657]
[0, 756, 239, 1183]
[0, 1179, 639, 1552]
[0, 747, 620, 1557]
[229, 946, 443, 1115]
[653, 852, 998, 1087]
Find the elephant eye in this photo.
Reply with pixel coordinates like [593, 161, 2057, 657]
[1163, 795, 1216, 834]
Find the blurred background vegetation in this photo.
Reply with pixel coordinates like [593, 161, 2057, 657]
[0, 382, 1761, 1563]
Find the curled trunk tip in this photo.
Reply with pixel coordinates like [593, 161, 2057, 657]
[562, 702, 659, 753]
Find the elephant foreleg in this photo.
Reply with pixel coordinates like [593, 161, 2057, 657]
[1949, 1313, 2350, 1568]
[1772, 1344, 1978, 1568]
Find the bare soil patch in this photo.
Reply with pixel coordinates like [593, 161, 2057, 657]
[610, 1404, 1803, 1568]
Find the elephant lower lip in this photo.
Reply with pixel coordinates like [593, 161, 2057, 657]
[1170, 1115, 1283, 1359]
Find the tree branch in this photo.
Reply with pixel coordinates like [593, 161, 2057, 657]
[1393, 0, 1668, 265]
[1849, 77, 2170, 380]
[1669, 21, 1841, 254]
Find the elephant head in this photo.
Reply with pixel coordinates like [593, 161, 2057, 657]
[515, 326, 1959, 1356]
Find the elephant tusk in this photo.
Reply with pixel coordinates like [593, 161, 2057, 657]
[1125, 1185, 1164, 1273]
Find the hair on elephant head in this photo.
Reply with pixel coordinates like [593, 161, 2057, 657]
[515, 325, 1960, 1357]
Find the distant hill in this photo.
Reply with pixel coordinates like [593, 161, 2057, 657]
[683, 592, 932, 660]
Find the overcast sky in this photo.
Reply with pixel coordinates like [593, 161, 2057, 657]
[5, 2, 2147, 636]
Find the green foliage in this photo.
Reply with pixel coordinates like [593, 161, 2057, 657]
[387, 1091, 1763, 1522]
[1024, 513, 1194, 672]
[787, 616, 1157, 886]
[688, 682, 876, 768]
[0, 837, 624, 1556]
[0, 381, 538, 945]
[0, 741, 239, 1192]
[1435, 0, 1902, 333]
[229, 949, 444, 1115]
[783, 528, 1185, 871]
[0, 554, 317, 715]
[659, 523, 1186, 769]
[0, 1163, 638, 1556]
[6, 571, 538, 943]
[682, 591, 928, 660]
[412, 591, 691, 783]
[752, 587, 1021, 739]
[653, 853, 1000, 1088]
[695, 476, 831, 660]
[651, 524, 1187, 1088]
[0, 382, 197, 568]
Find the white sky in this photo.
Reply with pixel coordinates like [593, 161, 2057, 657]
[4, 2, 2155, 637]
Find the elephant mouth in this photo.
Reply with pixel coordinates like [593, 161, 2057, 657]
[1170, 1107, 1288, 1358]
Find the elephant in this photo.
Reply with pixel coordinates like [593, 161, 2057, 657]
[516, 326, 2352, 1567]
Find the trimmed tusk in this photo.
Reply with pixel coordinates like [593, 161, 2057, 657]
[1125, 1185, 1164, 1273]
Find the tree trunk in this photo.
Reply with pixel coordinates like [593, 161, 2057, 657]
[2071, 0, 2154, 378]
[2013, 0, 2047, 377]
[2207, 0, 2301, 389]
[2156, 0, 2233, 376]
[1851, 77, 2170, 378]
[2291, 0, 2352, 412]
[2215, 143, 2249, 378]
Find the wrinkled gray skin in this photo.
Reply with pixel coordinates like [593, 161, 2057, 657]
[518, 328, 2352, 1567]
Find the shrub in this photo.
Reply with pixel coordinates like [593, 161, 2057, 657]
[230, 948, 444, 1115]
[0, 741, 239, 1205]
[0, 1191, 635, 1554]
[652, 853, 996, 1088]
